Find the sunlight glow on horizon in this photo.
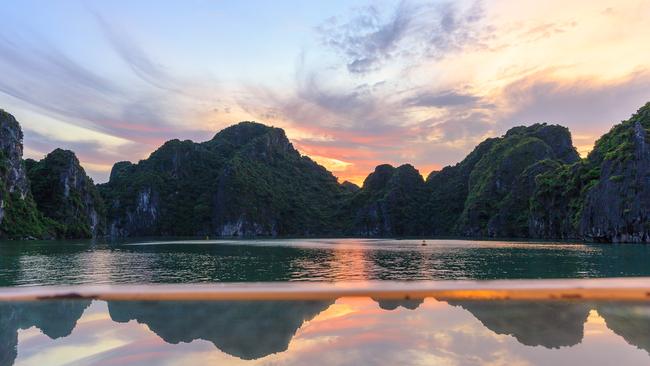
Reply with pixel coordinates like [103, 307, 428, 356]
[1, 0, 649, 183]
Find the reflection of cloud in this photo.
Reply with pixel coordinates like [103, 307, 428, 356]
[107, 300, 333, 360]
[10, 298, 650, 365]
[448, 300, 591, 348]
[0, 300, 91, 366]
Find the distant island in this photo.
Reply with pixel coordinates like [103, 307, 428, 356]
[1, 102, 649, 242]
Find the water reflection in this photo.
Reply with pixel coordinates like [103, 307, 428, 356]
[447, 301, 591, 348]
[0, 300, 91, 366]
[372, 298, 425, 310]
[3, 298, 650, 365]
[3, 239, 650, 286]
[597, 303, 650, 354]
[107, 300, 333, 360]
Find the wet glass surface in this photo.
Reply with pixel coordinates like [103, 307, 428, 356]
[2, 297, 650, 366]
[2, 239, 650, 286]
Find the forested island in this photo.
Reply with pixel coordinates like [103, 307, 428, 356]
[1, 102, 649, 242]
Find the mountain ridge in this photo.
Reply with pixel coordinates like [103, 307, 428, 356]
[2, 103, 650, 242]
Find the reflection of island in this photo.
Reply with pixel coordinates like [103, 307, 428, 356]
[598, 303, 650, 354]
[372, 298, 424, 310]
[107, 300, 333, 360]
[0, 300, 91, 366]
[447, 300, 591, 348]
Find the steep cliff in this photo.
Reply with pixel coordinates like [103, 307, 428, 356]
[26, 149, 106, 238]
[4, 101, 650, 242]
[349, 164, 426, 236]
[425, 138, 498, 235]
[99, 122, 350, 237]
[0, 110, 52, 239]
[455, 124, 579, 236]
[532, 102, 650, 242]
[424, 124, 579, 237]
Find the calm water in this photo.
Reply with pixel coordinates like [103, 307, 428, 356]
[2, 239, 650, 365]
[2, 297, 650, 366]
[1, 238, 650, 286]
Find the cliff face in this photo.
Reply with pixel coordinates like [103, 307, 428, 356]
[456, 124, 579, 236]
[0, 110, 52, 239]
[579, 114, 650, 242]
[423, 124, 579, 237]
[349, 164, 426, 236]
[425, 138, 498, 235]
[26, 149, 106, 238]
[100, 122, 349, 237]
[532, 103, 650, 242]
[3, 101, 650, 242]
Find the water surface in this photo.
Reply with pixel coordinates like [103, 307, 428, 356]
[3, 297, 650, 366]
[2, 238, 650, 286]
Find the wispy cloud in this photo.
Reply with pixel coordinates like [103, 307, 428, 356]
[0, 11, 221, 181]
[403, 90, 481, 108]
[2, 0, 650, 185]
[317, 1, 489, 74]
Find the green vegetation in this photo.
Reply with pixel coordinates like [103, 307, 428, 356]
[26, 149, 106, 239]
[426, 123, 579, 237]
[531, 102, 650, 240]
[0, 187, 57, 239]
[2, 102, 650, 241]
[99, 122, 350, 236]
[0, 110, 55, 239]
[349, 164, 426, 236]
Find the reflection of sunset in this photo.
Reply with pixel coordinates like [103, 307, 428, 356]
[329, 241, 369, 281]
[11, 298, 650, 365]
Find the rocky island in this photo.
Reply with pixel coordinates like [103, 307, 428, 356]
[1, 102, 649, 242]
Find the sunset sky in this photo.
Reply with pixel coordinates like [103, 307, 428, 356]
[2, 0, 650, 184]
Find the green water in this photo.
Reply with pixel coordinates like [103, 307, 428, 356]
[1, 238, 649, 286]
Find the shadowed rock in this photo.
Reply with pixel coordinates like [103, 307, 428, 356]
[373, 298, 424, 310]
[107, 300, 333, 360]
[0, 300, 91, 366]
[598, 302, 650, 354]
[448, 300, 591, 348]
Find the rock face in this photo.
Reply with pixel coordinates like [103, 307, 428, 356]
[425, 138, 498, 235]
[424, 124, 579, 237]
[349, 164, 426, 236]
[579, 113, 650, 242]
[26, 149, 106, 238]
[3, 101, 650, 242]
[99, 122, 350, 237]
[0, 110, 51, 239]
[532, 103, 650, 242]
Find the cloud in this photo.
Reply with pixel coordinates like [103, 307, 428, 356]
[238, 64, 494, 184]
[92, 11, 197, 95]
[317, 1, 489, 74]
[0, 34, 187, 143]
[23, 129, 149, 183]
[497, 69, 650, 142]
[404, 90, 481, 107]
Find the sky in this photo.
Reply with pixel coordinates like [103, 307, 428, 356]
[1, 0, 650, 185]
